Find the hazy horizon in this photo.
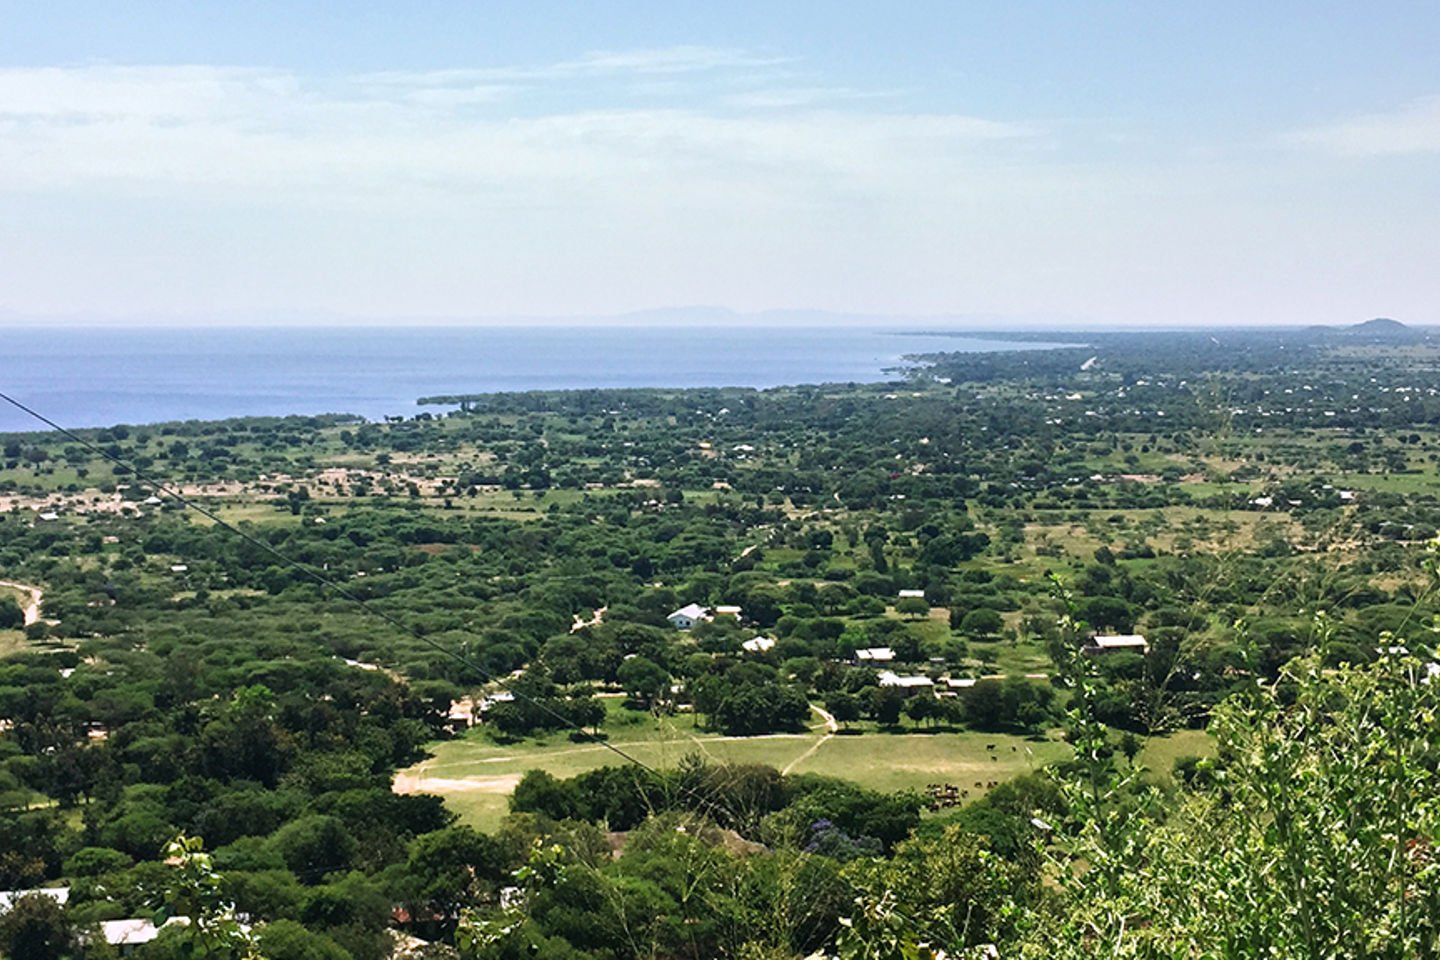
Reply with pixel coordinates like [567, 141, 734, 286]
[0, 307, 1424, 332]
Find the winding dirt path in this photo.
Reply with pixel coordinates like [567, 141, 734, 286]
[571, 605, 607, 633]
[0, 580, 47, 626]
[782, 705, 838, 775]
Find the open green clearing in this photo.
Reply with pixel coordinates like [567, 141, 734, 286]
[0, 629, 28, 658]
[403, 701, 1206, 832]
[401, 701, 1073, 831]
[1136, 728, 1216, 788]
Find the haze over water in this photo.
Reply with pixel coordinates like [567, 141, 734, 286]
[0, 326, 1061, 433]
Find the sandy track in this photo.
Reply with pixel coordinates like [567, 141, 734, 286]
[393, 767, 523, 796]
[0, 580, 47, 626]
[782, 705, 838, 775]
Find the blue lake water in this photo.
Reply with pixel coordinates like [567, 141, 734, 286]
[0, 325, 1055, 433]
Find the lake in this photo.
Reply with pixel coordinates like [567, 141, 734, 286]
[0, 325, 1060, 432]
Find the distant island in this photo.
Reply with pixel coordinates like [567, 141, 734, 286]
[1306, 316, 1427, 343]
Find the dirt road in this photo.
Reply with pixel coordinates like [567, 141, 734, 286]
[0, 580, 46, 626]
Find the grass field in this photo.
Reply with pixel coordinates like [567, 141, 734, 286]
[397, 702, 1073, 831]
[1136, 729, 1215, 788]
[191, 502, 305, 526]
[0, 629, 28, 658]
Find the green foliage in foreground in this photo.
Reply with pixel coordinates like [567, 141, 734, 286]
[1019, 644, 1440, 959]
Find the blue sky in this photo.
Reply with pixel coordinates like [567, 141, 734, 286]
[1, 1, 1437, 326]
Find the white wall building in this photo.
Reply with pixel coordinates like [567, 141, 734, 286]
[878, 670, 934, 689]
[667, 603, 710, 629]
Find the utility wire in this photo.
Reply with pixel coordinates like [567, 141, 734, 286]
[0, 391, 748, 825]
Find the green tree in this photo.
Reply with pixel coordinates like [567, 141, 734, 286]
[904, 694, 940, 728]
[867, 686, 906, 726]
[962, 681, 1006, 730]
[269, 816, 356, 881]
[896, 597, 930, 620]
[0, 597, 23, 630]
[0, 893, 71, 960]
[616, 656, 669, 710]
[960, 608, 1003, 637]
[254, 920, 349, 960]
[711, 682, 810, 736]
[510, 770, 582, 821]
[825, 691, 861, 729]
[842, 826, 1033, 955]
[404, 826, 509, 920]
[1077, 595, 1134, 633]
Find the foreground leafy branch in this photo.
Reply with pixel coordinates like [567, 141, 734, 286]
[1024, 624, 1440, 958]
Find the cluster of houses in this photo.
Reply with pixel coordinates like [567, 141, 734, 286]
[666, 598, 1148, 694]
[669, 589, 933, 634]
[850, 635, 1148, 695]
[664, 593, 1150, 696]
[669, 603, 784, 660]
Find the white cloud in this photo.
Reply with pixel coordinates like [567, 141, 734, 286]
[0, 63, 1036, 205]
[1286, 95, 1440, 156]
[0, 65, 292, 120]
[719, 86, 896, 110]
[5, 55, 1432, 325]
[552, 46, 789, 74]
[353, 45, 785, 90]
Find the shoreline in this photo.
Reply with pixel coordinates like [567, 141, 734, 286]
[0, 326, 1060, 435]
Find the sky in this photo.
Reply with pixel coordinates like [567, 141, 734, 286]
[0, 1, 1437, 327]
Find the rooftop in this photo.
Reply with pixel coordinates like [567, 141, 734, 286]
[0, 888, 68, 912]
[878, 670, 934, 688]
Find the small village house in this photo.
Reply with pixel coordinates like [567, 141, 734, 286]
[96, 917, 190, 956]
[667, 603, 710, 630]
[878, 670, 934, 690]
[1083, 634, 1149, 656]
